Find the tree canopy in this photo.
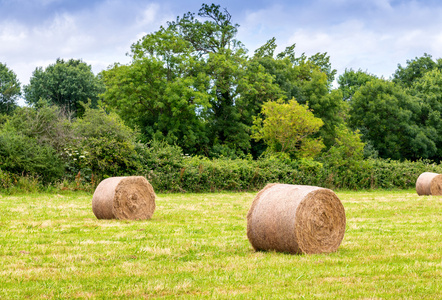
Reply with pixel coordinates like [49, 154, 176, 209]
[0, 62, 21, 115]
[252, 98, 324, 159]
[102, 4, 282, 157]
[24, 58, 103, 117]
[393, 53, 442, 88]
[4, 4, 442, 165]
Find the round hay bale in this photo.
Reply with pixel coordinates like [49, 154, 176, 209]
[92, 176, 156, 220]
[416, 172, 442, 196]
[247, 183, 346, 255]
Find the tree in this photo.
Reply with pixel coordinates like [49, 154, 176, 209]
[392, 53, 442, 88]
[410, 68, 442, 160]
[166, 3, 243, 55]
[24, 58, 104, 116]
[5, 102, 74, 153]
[337, 68, 378, 102]
[102, 28, 212, 155]
[102, 4, 282, 157]
[167, 4, 281, 156]
[0, 62, 21, 115]
[252, 98, 324, 159]
[253, 39, 346, 148]
[348, 78, 435, 160]
[71, 105, 143, 178]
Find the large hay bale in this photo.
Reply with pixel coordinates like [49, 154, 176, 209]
[92, 176, 156, 220]
[416, 172, 442, 196]
[247, 183, 346, 254]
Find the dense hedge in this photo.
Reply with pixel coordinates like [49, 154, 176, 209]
[2, 142, 442, 194]
[141, 144, 442, 192]
[2, 104, 442, 194]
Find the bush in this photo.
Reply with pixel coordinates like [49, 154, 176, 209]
[137, 139, 185, 192]
[0, 131, 64, 183]
[142, 149, 442, 193]
[69, 105, 143, 181]
[6, 104, 74, 152]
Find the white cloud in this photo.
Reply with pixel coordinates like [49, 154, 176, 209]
[238, 0, 442, 80]
[0, 21, 28, 53]
[136, 3, 160, 27]
[3, 0, 442, 91]
[0, 1, 171, 86]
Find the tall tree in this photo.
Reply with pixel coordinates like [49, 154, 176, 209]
[24, 58, 103, 116]
[101, 42, 212, 154]
[253, 39, 346, 148]
[103, 4, 282, 157]
[392, 53, 442, 88]
[337, 68, 378, 102]
[410, 68, 442, 160]
[0, 62, 21, 115]
[348, 78, 435, 160]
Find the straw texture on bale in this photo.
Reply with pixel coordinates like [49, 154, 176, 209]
[416, 172, 442, 196]
[247, 183, 346, 254]
[92, 176, 156, 220]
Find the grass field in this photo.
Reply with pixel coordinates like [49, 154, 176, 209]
[0, 189, 441, 299]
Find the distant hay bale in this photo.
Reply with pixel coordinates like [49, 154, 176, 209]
[247, 183, 346, 255]
[92, 176, 156, 220]
[416, 172, 442, 196]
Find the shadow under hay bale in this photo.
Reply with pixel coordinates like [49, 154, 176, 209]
[247, 183, 346, 255]
[416, 172, 442, 196]
[92, 176, 156, 220]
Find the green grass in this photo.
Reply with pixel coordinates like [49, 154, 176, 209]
[0, 189, 441, 299]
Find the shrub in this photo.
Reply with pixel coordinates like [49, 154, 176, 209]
[137, 139, 185, 192]
[6, 104, 74, 153]
[69, 105, 143, 181]
[0, 131, 64, 183]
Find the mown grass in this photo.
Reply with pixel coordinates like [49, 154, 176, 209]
[0, 189, 441, 299]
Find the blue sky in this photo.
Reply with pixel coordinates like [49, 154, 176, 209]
[2, 0, 442, 89]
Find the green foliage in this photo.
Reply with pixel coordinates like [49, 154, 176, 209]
[252, 98, 324, 158]
[410, 68, 442, 160]
[320, 125, 365, 167]
[167, 3, 243, 54]
[69, 105, 142, 180]
[337, 68, 378, 101]
[392, 53, 442, 88]
[348, 78, 434, 160]
[135, 139, 185, 192]
[319, 125, 367, 189]
[102, 32, 211, 155]
[146, 151, 442, 193]
[102, 4, 282, 157]
[5, 103, 74, 152]
[253, 40, 347, 148]
[0, 130, 64, 183]
[0, 62, 20, 114]
[24, 58, 104, 116]
[0, 168, 16, 190]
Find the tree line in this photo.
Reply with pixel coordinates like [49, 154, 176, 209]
[2, 3, 442, 190]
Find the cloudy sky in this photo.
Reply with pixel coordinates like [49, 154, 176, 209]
[1, 0, 442, 90]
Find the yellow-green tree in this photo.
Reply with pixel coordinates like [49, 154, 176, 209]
[252, 98, 324, 158]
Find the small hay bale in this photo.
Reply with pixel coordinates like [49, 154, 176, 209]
[92, 176, 156, 220]
[416, 172, 442, 196]
[247, 183, 346, 255]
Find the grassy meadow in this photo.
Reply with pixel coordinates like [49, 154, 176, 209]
[0, 189, 441, 299]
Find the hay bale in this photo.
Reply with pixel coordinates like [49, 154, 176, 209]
[92, 176, 156, 220]
[416, 172, 442, 196]
[247, 183, 346, 254]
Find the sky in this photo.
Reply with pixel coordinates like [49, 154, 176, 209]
[2, 0, 442, 93]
